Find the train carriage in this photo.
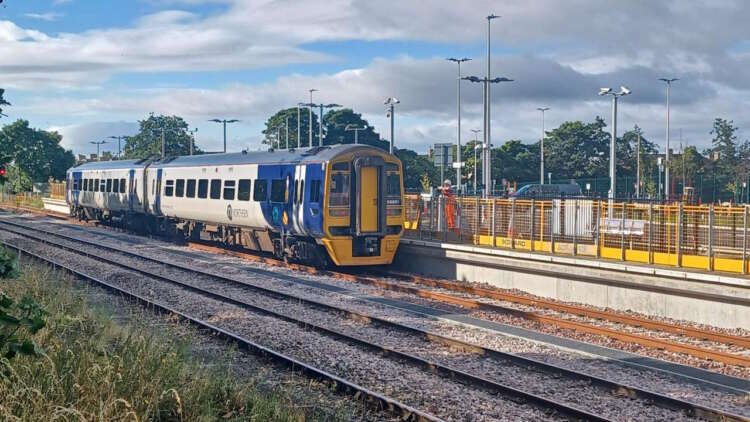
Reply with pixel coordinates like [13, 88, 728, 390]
[67, 144, 404, 266]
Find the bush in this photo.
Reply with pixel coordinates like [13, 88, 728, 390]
[0, 245, 18, 279]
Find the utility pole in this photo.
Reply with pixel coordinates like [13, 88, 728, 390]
[486, 14, 499, 196]
[285, 116, 290, 149]
[308, 89, 317, 147]
[385, 97, 400, 154]
[536, 107, 549, 184]
[297, 103, 301, 149]
[659, 77, 678, 201]
[447, 57, 471, 192]
[636, 129, 641, 198]
[471, 129, 481, 193]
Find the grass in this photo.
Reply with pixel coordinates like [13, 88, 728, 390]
[0, 262, 340, 421]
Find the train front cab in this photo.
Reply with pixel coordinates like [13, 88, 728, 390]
[321, 149, 403, 266]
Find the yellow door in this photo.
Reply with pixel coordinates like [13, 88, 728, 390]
[360, 167, 378, 232]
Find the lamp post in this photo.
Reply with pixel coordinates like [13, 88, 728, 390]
[188, 128, 198, 155]
[598, 86, 631, 205]
[317, 103, 341, 147]
[308, 89, 317, 147]
[285, 116, 290, 149]
[90, 140, 107, 161]
[208, 118, 239, 153]
[536, 107, 549, 184]
[447, 57, 471, 192]
[659, 77, 678, 201]
[384, 97, 400, 154]
[345, 124, 365, 144]
[486, 14, 500, 196]
[462, 75, 513, 197]
[297, 103, 302, 149]
[474, 143, 482, 194]
[108, 135, 128, 158]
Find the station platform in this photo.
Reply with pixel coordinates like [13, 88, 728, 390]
[395, 237, 750, 329]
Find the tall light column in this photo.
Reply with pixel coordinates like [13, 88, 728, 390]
[659, 78, 678, 200]
[599, 86, 631, 203]
[536, 107, 549, 184]
[447, 57, 471, 192]
[90, 140, 107, 161]
[486, 14, 500, 195]
[471, 129, 482, 193]
[384, 97, 400, 154]
[308, 89, 317, 147]
[285, 116, 290, 149]
[297, 103, 301, 148]
[209, 118, 239, 153]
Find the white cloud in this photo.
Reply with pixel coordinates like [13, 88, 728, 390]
[23, 12, 64, 22]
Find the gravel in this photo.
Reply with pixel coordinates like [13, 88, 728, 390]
[2, 215, 749, 419]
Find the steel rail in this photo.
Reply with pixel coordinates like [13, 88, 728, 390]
[0, 221, 614, 422]
[1, 241, 440, 422]
[377, 269, 750, 349]
[0, 219, 747, 422]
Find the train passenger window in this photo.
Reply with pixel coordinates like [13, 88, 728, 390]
[328, 173, 350, 207]
[237, 179, 251, 201]
[270, 179, 286, 203]
[186, 179, 196, 198]
[165, 180, 174, 197]
[112, 179, 119, 194]
[309, 180, 321, 203]
[253, 180, 268, 201]
[95, 179, 100, 192]
[82, 179, 87, 191]
[101, 179, 106, 192]
[176, 179, 185, 197]
[120, 178, 126, 193]
[105, 179, 111, 192]
[198, 179, 208, 198]
[210, 179, 221, 199]
[386, 173, 401, 196]
[223, 180, 235, 200]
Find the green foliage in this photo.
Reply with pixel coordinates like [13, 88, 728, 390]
[420, 173, 431, 193]
[0, 119, 74, 185]
[122, 114, 198, 159]
[0, 246, 18, 279]
[544, 117, 610, 179]
[323, 108, 389, 150]
[0, 292, 46, 361]
[395, 148, 439, 190]
[0, 89, 9, 118]
[262, 107, 319, 149]
[4, 163, 32, 194]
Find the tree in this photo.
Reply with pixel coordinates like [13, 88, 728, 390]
[543, 117, 610, 180]
[0, 119, 74, 183]
[0, 89, 10, 118]
[395, 149, 439, 191]
[323, 108, 389, 150]
[122, 114, 196, 159]
[262, 107, 319, 149]
[491, 140, 539, 185]
[710, 118, 740, 199]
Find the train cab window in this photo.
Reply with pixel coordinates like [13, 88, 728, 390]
[328, 172, 350, 207]
[176, 179, 185, 197]
[210, 179, 221, 199]
[386, 173, 401, 196]
[270, 179, 286, 203]
[223, 180, 235, 200]
[120, 178, 126, 193]
[332, 162, 349, 171]
[186, 179, 196, 198]
[253, 179, 268, 201]
[165, 180, 174, 197]
[198, 179, 208, 198]
[112, 179, 119, 194]
[309, 180, 321, 203]
[238, 179, 251, 201]
[106, 179, 112, 193]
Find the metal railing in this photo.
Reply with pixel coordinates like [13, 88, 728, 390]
[404, 193, 750, 275]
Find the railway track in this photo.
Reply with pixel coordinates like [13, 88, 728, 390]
[0, 217, 747, 421]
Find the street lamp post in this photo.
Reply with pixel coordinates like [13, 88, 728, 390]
[297, 103, 302, 149]
[308, 89, 317, 147]
[486, 14, 500, 196]
[316, 103, 342, 147]
[447, 57, 471, 192]
[536, 107, 549, 184]
[188, 128, 198, 155]
[384, 97, 400, 154]
[90, 140, 107, 161]
[285, 116, 290, 149]
[462, 75, 513, 197]
[598, 86, 632, 205]
[108, 135, 128, 158]
[345, 124, 365, 144]
[659, 77, 678, 201]
[209, 118, 239, 153]
[471, 129, 482, 193]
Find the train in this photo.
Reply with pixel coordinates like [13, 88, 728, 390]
[65, 144, 405, 267]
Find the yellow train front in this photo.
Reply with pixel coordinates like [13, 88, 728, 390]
[319, 145, 404, 266]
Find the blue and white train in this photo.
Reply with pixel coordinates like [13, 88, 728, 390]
[66, 144, 404, 266]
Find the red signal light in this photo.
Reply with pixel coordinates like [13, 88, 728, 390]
[0, 168, 6, 177]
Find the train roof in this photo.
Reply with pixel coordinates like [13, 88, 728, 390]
[68, 144, 392, 173]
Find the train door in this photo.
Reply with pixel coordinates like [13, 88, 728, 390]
[72, 171, 82, 206]
[303, 163, 324, 236]
[128, 169, 135, 211]
[359, 167, 379, 232]
[154, 168, 163, 215]
[292, 164, 307, 235]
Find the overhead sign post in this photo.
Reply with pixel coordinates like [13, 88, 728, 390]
[433, 143, 453, 188]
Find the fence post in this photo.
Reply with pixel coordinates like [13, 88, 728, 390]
[708, 204, 714, 272]
[530, 199, 536, 252]
[648, 202, 654, 264]
[491, 199, 497, 247]
[573, 200, 579, 256]
[620, 203, 626, 261]
[550, 200, 556, 255]
[474, 197, 480, 243]
[744, 206, 748, 275]
[509, 199, 515, 249]
[676, 202, 683, 268]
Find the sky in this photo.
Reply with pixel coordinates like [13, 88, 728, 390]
[1, 0, 750, 157]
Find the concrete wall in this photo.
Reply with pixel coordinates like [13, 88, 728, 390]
[394, 240, 750, 329]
